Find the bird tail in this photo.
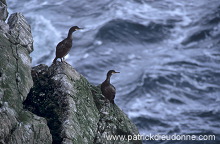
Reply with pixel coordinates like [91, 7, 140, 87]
[53, 57, 57, 64]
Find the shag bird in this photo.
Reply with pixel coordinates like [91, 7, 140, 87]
[53, 26, 82, 63]
[101, 70, 120, 104]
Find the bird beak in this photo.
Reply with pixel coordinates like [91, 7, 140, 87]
[77, 28, 83, 30]
[113, 72, 120, 74]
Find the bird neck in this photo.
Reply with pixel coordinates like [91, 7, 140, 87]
[105, 75, 111, 83]
[67, 31, 74, 39]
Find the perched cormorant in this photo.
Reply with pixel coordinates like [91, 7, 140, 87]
[101, 70, 120, 104]
[53, 26, 82, 63]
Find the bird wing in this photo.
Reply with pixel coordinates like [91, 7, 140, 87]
[102, 84, 116, 100]
[109, 85, 116, 100]
[55, 39, 72, 58]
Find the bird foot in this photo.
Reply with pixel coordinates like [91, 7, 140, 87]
[61, 58, 68, 64]
[62, 61, 68, 64]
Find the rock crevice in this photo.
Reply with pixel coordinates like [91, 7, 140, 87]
[0, 8, 52, 144]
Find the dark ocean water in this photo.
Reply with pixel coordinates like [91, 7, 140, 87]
[7, 0, 220, 143]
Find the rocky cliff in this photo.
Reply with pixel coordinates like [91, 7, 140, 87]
[0, 1, 52, 143]
[0, 0, 141, 144]
[23, 62, 141, 144]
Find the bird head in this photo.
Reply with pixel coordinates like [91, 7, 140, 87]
[69, 26, 83, 32]
[107, 70, 120, 77]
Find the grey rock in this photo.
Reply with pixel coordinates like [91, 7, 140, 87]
[0, 0, 9, 37]
[8, 13, 33, 53]
[0, 20, 9, 36]
[0, 12, 52, 144]
[0, 0, 8, 21]
[0, 0, 6, 5]
[24, 62, 142, 144]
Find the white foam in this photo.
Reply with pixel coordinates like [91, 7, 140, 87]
[28, 15, 61, 65]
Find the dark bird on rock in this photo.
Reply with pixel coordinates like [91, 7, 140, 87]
[101, 70, 120, 104]
[53, 26, 82, 63]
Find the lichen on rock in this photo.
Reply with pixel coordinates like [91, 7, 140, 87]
[23, 62, 142, 144]
[0, 11, 52, 144]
